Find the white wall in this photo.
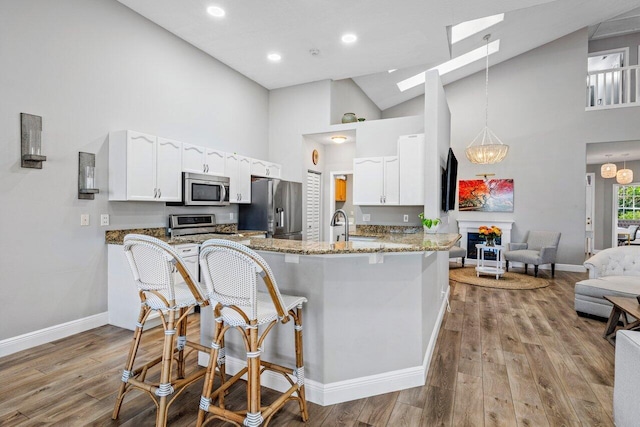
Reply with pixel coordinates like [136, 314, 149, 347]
[0, 0, 269, 340]
[382, 95, 425, 120]
[330, 79, 381, 124]
[269, 81, 331, 183]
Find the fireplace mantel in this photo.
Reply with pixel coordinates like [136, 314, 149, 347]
[457, 220, 514, 254]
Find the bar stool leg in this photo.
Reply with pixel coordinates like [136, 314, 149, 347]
[156, 309, 178, 427]
[196, 314, 223, 427]
[294, 305, 309, 422]
[112, 305, 149, 419]
[245, 321, 263, 427]
[176, 306, 189, 379]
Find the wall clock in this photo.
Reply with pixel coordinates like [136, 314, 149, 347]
[312, 149, 319, 165]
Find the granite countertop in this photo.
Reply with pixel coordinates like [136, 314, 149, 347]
[106, 227, 460, 255]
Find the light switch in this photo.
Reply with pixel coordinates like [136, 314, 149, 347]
[363, 214, 371, 222]
[81, 214, 90, 226]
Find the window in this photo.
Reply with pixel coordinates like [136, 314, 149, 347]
[617, 185, 640, 220]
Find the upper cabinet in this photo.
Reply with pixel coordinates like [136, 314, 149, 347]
[251, 159, 281, 178]
[352, 134, 424, 206]
[182, 143, 225, 175]
[398, 134, 424, 206]
[225, 153, 252, 203]
[353, 156, 399, 205]
[109, 130, 182, 202]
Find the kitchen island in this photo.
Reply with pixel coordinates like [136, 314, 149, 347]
[106, 228, 460, 405]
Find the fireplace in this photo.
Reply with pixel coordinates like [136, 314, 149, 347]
[467, 232, 502, 259]
[457, 220, 514, 263]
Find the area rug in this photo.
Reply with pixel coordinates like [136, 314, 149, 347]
[449, 266, 550, 290]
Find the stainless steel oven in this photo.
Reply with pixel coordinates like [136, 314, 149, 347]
[174, 172, 230, 206]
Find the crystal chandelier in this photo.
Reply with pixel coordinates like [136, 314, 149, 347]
[600, 154, 617, 178]
[465, 34, 509, 164]
[616, 154, 633, 185]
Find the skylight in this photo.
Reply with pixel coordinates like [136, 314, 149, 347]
[397, 40, 500, 92]
[451, 13, 504, 44]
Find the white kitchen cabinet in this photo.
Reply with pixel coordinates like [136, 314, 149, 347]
[173, 244, 199, 286]
[251, 159, 281, 178]
[353, 156, 399, 205]
[182, 143, 226, 175]
[225, 153, 252, 203]
[398, 134, 424, 205]
[109, 130, 182, 202]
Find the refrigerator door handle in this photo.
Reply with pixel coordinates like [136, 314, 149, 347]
[276, 207, 284, 227]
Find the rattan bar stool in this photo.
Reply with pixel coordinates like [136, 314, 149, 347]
[112, 234, 212, 427]
[197, 239, 309, 427]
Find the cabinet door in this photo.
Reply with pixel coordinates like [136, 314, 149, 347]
[126, 131, 157, 201]
[335, 178, 347, 202]
[251, 159, 268, 177]
[225, 153, 240, 203]
[205, 149, 226, 175]
[237, 155, 252, 203]
[267, 163, 281, 178]
[182, 143, 206, 174]
[383, 156, 399, 205]
[156, 137, 183, 202]
[353, 157, 384, 205]
[398, 134, 424, 205]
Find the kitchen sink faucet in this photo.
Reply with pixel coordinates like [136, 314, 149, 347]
[329, 209, 349, 242]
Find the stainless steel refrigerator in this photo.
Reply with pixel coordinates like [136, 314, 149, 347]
[238, 178, 303, 240]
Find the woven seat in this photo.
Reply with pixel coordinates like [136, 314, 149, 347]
[112, 234, 212, 427]
[197, 239, 309, 427]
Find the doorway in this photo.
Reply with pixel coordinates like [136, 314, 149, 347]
[328, 170, 353, 242]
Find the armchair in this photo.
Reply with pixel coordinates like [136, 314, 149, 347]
[618, 225, 639, 246]
[504, 231, 561, 277]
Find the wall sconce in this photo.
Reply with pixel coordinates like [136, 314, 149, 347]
[21, 113, 47, 169]
[78, 152, 99, 200]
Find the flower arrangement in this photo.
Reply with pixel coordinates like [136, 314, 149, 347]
[478, 225, 502, 245]
[418, 213, 440, 232]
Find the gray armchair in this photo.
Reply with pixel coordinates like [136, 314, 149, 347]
[504, 231, 561, 277]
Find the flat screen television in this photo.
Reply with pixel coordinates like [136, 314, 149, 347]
[441, 148, 458, 212]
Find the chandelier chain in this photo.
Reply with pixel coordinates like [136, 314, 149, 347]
[485, 36, 490, 130]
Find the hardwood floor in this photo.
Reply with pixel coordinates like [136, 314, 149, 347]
[0, 270, 615, 426]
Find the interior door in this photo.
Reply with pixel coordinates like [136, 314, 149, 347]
[306, 171, 321, 242]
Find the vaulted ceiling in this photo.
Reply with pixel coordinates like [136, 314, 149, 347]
[118, 0, 640, 110]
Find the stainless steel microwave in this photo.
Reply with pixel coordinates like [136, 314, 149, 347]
[171, 172, 230, 206]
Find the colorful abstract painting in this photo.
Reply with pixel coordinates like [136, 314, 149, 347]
[458, 179, 514, 212]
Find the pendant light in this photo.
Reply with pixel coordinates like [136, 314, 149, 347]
[600, 154, 617, 178]
[616, 153, 633, 185]
[465, 34, 509, 164]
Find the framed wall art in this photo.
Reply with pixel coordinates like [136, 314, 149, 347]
[458, 179, 514, 212]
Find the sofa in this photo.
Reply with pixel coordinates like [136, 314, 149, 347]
[614, 330, 640, 426]
[574, 246, 640, 318]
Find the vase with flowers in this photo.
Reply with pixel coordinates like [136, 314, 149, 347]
[419, 213, 441, 234]
[479, 225, 502, 246]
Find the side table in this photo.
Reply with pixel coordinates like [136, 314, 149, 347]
[603, 295, 640, 346]
[475, 244, 505, 280]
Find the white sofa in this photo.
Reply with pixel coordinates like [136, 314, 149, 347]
[615, 330, 640, 426]
[574, 246, 640, 318]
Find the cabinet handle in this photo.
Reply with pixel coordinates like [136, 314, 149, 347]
[158, 188, 161, 198]
[154, 188, 158, 198]
[203, 164, 206, 173]
[206, 164, 209, 173]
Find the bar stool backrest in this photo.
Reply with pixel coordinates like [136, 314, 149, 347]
[199, 239, 287, 322]
[123, 234, 206, 305]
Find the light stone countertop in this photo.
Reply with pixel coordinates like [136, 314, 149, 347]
[106, 228, 460, 255]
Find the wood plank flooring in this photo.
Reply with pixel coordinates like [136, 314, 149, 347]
[0, 270, 616, 426]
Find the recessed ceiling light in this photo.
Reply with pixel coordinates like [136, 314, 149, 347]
[388, 69, 397, 73]
[206, 6, 225, 17]
[267, 53, 282, 62]
[331, 136, 347, 144]
[451, 13, 504, 44]
[397, 39, 500, 92]
[341, 34, 358, 44]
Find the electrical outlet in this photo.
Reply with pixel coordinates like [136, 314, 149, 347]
[403, 214, 409, 222]
[80, 214, 90, 226]
[230, 212, 234, 220]
[363, 214, 371, 222]
[100, 214, 110, 226]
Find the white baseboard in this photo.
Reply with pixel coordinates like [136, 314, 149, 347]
[508, 262, 586, 273]
[0, 312, 109, 358]
[197, 292, 450, 406]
